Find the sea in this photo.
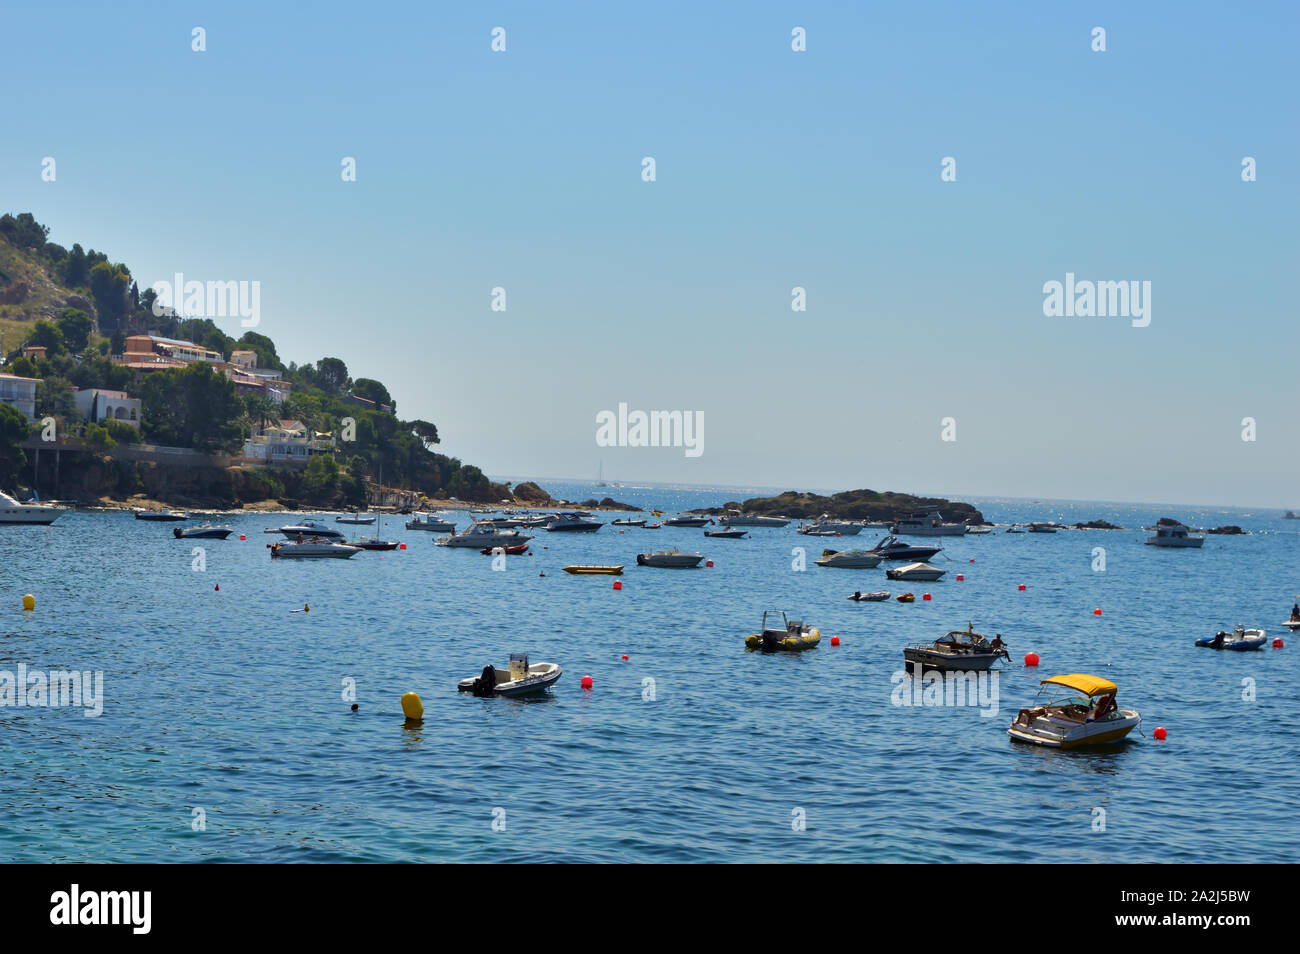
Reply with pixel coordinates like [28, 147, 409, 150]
[1, 480, 1296, 863]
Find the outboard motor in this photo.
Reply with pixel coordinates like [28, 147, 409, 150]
[472, 665, 497, 697]
[761, 630, 781, 654]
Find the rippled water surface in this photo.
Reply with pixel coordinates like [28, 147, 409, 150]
[1, 485, 1296, 862]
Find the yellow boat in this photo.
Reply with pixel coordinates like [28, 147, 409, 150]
[562, 565, 624, 575]
[745, 610, 822, 652]
[1008, 674, 1142, 749]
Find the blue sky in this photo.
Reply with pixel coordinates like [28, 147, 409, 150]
[3, 1, 1297, 506]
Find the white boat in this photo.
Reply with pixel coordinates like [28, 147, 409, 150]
[0, 490, 61, 525]
[435, 521, 533, 548]
[965, 526, 992, 535]
[1196, 625, 1267, 651]
[892, 509, 967, 536]
[847, 590, 890, 602]
[885, 561, 946, 581]
[459, 654, 562, 697]
[636, 549, 704, 568]
[335, 512, 376, 525]
[1008, 674, 1141, 749]
[1145, 524, 1204, 548]
[797, 518, 863, 536]
[704, 527, 748, 539]
[1027, 522, 1058, 533]
[903, 625, 1009, 671]
[816, 548, 883, 568]
[173, 523, 234, 539]
[277, 519, 345, 540]
[406, 513, 457, 532]
[545, 512, 603, 532]
[269, 540, 360, 559]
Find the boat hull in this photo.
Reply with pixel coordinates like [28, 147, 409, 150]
[563, 565, 624, 575]
[1007, 712, 1140, 749]
[903, 648, 1003, 671]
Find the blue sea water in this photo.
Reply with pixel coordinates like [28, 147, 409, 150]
[1, 483, 1297, 863]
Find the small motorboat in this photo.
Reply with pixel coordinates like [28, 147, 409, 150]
[173, 523, 234, 539]
[642, 523, 662, 529]
[1005, 526, 1025, 534]
[892, 509, 968, 536]
[965, 526, 992, 535]
[480, 542, 530, 555]
[903, 624, 1009, 671]
[436, 522, 533, 548]
[611, 517, 647, 527]
[406, 513, 457, 532]
[866, 535, 942, 561]
[720, 513, 790, 527]
[744, 610, 821, 653]
[1008, 674, 1141, 748]
[663, 515, 711, 528]
[277, 519, 345, 540]
[563, 565, 624, 575]
[1146, 524, 1205, 548]
[458, 654, 562, 698]
[135, 508, 188, 522]
[848, 591, 890, 602]
[1027, 523, 1058, 533]
[1196, 625, 1267, 651]
[545, 512, 603, 532]
[896, 592, 916, 603]
[636, 549, 704, 568]
[816, 549, 883, 568]
[704, 527, 748, 539]
[351, 538, 400, 550]
[886, 562, 946, 582]
[335, 512, 376, 524]
[269, 540, 360, 559]
[797, 518, 863, 536]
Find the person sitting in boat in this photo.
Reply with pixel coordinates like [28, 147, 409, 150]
[852, 591, 862, 601]
[1291, 603, 1300, 621]
[1087, 694, 1117, 722]
[1211, 630, 1227, 650]
[990, 635, 1006, 652]
[974, 634, 991, 652]
[296, 532, 305, 543]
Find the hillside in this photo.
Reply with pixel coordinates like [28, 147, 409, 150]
[691, 488, 986, 523]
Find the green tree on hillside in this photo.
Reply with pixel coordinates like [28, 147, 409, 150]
[140, 362, 244, 453]
[57, 308, 93, 353]
[25, 320, 65, 356]
[0, 404, 30, 488]
[63, 243, 90, 287]
[89, 261, 130, 328]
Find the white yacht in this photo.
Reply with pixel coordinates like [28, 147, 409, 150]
[797, 518, 863, 536]
[1145, 524, 1204, 548]
[406, 513, 457, 532]
[892, 509, 967, 536]
[436, 521, 534, 548]
[720, 512, 791, 528]
[0, 490, 61, 525]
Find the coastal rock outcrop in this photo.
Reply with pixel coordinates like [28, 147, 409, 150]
[690, 488, 985, 525]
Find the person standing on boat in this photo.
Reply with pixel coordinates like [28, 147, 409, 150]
[1291, 602, 1299, 621]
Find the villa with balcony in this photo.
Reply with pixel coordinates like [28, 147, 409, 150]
[240, 419, 334, 468]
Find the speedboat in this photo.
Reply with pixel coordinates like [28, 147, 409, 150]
[545, 512, 603, 532]
[663, 515, 711, 527]
[0, 490, 61, 525]
[1008, 674, 1141, 748]
[704, 527, 748, 539]
[903, 624, 1009, 671]
[480, 542, 530, 555]
[436, 522, 533, 548]
[335, 512, 376, 524]
[277, 519, 344, 540]
[866, 535, 942, 561]
[173, 523, 234, 539]
[848, 590, 890, 602]
[1027, 523, 1058, 533]
[816, 549, 883, 568]
[720, 513, 790, 527]
[892, 509, 968, 536]
[134, 508, 187, 522]
[797, 518, 863, 536]
[269, 540, 360, 559]
[965, 526, 992, 535]
[563, 565, 624, 575]
[458, 654, 562, 698]
[885, 561, 946, 582]
[1146, 524, 1204, 548]
[611, 517, 647, 527]
[745, 610, 821, 653]
[1196, 625, 1267, 650]
[1005, 526, 1025, 534]
[636, 549, 704, 568]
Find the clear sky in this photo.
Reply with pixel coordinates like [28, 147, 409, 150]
[3, 1, 1297, 506]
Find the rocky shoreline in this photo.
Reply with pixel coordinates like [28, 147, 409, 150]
[686, 488, 987, 524]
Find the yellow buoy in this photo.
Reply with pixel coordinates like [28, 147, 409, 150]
[22, 594, 35, 612]
[401, 691, 424, 722]
[304, 603, 310, 613]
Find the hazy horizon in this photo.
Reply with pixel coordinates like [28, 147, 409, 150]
[4, 1, 1296, 507]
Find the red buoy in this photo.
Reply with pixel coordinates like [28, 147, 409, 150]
[1093, 608, 1102, 616]
[830, 635, 840, 646]
[1024, 652, 1039, 666]
[239, 534, 246, 541]
[1154, 726, 1167, 740]
[214, 584, 219, 591]
[1273, 637, 1284, 648]
[1018, 584, 1027, 591]
[621, 654, 629, 660]
[969, 559, 974, 563]
[612, 580, 622, 590]
[705, 560, 714, 568]
[922, 592, 931, 601]
[399, 543, 406, 550]
[581, 675, 593, 690]
[955, 574, 964, 581]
